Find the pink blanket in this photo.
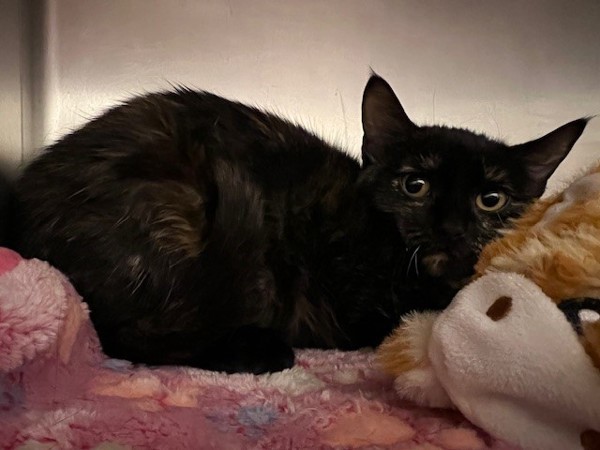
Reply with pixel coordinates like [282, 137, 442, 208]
[0, 248, 518, 449]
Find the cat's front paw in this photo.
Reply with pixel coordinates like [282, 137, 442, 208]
[377, 311, 452, 408]
[199, 326, 295, 374]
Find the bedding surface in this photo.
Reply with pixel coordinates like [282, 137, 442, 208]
[0, 248, 517, 449]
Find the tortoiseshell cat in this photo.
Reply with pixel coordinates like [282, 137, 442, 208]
[13, 75, 587, 373]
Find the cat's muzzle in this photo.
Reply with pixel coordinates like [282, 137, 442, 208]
[421, 249, 475, 290]
[421, 253, 448, 277]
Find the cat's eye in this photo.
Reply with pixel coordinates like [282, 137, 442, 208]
[476, 191, 508, 212]
[399, 174, 430, 198]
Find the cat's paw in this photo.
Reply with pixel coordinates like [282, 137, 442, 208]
[377, 311, 452, 408]
[199, 326, 295, 375]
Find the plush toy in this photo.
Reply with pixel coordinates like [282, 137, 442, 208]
[377, 163, 600, 450]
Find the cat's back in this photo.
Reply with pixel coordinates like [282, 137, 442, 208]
[20, 88, 354, 190]
[14, 89, 358, 261]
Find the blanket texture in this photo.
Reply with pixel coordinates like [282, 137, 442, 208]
[0, 248, 517, 449]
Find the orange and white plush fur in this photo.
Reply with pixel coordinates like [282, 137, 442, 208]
[378, 163, 600, 450]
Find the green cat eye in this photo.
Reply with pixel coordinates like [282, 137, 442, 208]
[400, 174, 430, 198]
[476, 191, 508, 212]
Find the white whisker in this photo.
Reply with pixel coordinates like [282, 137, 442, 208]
[406, 245, 421, 277]
[496, 213, 506, 228]
[414, 248, 420, 277]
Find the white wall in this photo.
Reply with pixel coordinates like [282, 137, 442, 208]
[2, 0, 600, 190]
[0, 0, 26, 172]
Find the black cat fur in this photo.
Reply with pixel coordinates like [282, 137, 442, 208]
[13, 75, 588, 373]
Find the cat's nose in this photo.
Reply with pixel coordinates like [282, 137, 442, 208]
[440, 221, 467, 240]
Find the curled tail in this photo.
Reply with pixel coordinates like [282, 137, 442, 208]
[209, 158, 267, 257]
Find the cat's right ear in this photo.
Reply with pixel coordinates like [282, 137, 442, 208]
[361, 74, 417, 165]
[513, 117, 590, 197]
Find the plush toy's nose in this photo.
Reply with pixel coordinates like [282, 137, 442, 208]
[581, 429, 600, 450]
[485, 295, 512, 321]
[428, 271, 600, 450]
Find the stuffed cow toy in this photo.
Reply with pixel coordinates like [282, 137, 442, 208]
[378, 163, 600, 450]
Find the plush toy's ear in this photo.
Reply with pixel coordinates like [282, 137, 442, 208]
[512, 118, 589, 197]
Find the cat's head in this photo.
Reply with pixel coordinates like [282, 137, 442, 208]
[361, 74, 588, 288]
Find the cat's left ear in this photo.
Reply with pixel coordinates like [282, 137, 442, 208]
[513, 118, 590, 197]
[361, 74, 417, 165]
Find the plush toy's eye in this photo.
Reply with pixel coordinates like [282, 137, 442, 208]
[399, 174, 430, 198]
[476, 191, 508, 212]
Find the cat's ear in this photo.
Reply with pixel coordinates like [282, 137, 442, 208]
[361, 74, 417, 165]
[513, 118, 590, 197]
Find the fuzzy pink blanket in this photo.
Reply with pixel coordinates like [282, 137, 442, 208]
[0, 248, 518, 450]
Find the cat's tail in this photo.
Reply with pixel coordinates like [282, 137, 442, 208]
[209, 158, 267, 258]
[201, 158, 272, 322]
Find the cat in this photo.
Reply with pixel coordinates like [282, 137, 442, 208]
[12, 74, 588, 374]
